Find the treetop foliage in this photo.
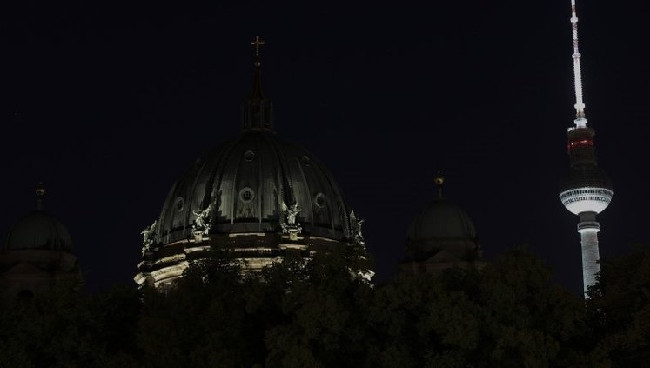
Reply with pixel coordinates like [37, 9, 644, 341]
[1, 245, 649, 367]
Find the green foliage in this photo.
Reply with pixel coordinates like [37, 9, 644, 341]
[586, 245, 650, 367]
[263, 245, 373, 367]
[366, 248, 587, 368]
[0, 283, 143, 368]
[137, 249, 257, 368]
[3, 245, 649, 367]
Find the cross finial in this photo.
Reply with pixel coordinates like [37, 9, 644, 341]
[251, 36, 265, 57]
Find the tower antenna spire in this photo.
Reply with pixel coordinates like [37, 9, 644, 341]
[571, 0, 587, 126]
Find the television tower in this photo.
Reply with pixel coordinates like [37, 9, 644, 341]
[559, 0, 613, 297]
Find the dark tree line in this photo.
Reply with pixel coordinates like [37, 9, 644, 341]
[1, 245, 650, 368]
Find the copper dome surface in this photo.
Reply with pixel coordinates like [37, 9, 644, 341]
[154, 130, 352, 243]
[407, 198, 476, 242]
[4, 210, 73, 252]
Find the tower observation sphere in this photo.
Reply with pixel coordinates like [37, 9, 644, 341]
[560, 0, 613, 298]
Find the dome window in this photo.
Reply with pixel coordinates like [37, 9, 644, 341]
[314, 193, 327, 208]
[239, 187, 255, 203]
[301, 155, 311, 167]
[244, 150, 256, 162]
[175, 197, 185, 211]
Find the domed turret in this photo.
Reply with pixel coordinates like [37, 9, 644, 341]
[407, 199, 477, 246]
[4, 184, 72, 252]
[4, 210, 73, 251]
[400, 176, 481, 275]
[5, 186, 72, 252]
[135, 38, 364, 288]
[0, 185, 80, 297]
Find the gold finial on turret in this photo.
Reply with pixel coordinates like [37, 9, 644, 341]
[35, 182, 45, 197]
[434, 174, 445, 198]
[35, 182, 45, 210]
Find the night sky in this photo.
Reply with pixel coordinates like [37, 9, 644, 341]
[2, 0, 650, 294]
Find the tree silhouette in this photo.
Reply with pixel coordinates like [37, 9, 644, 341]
[4, 245, 649, 367]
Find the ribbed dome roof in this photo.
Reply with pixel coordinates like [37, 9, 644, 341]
[4, 210, 73, 252]
[401, 187, 481, 274]
[155, 130, 352, 243]
[152, 45, 353, 244]
[136, 40, 367, 288]
[407, 198, 476, 242]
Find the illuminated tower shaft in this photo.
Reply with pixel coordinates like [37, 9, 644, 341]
[559, 0, 613, 298]
[578, 212, 600, 291]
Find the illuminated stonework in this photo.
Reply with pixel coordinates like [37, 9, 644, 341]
[134, 235, 288, 288]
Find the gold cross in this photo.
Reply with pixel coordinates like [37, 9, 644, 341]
[251, 36, 265, 57]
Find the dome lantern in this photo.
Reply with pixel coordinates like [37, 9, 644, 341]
[241, 36, 273, 132]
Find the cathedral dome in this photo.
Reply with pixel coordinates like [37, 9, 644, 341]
[155, 130, 351, 243]
[136, 39, 364, 288]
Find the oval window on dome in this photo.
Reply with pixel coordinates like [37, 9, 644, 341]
[175, 197, 185, 212]
[301, 155, 311, 167]
[239, 188, 255, 203]
[313, 193, 327, 208]
[244, 150, 255, 162]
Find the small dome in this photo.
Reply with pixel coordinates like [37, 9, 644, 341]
[407, 198, 476, 242]
[403, 194, 480, 269]
[4, 210, 73, 252]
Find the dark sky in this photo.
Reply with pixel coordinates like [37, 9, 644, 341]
[2, 0, 649, 294]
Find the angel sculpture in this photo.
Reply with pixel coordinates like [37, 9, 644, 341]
[350, 210, 365, 244]
[192, 203, 214, 235]
[281, 201, 302, 238]
[284, 202, 300, 224]
[141, 220, 157, 255]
